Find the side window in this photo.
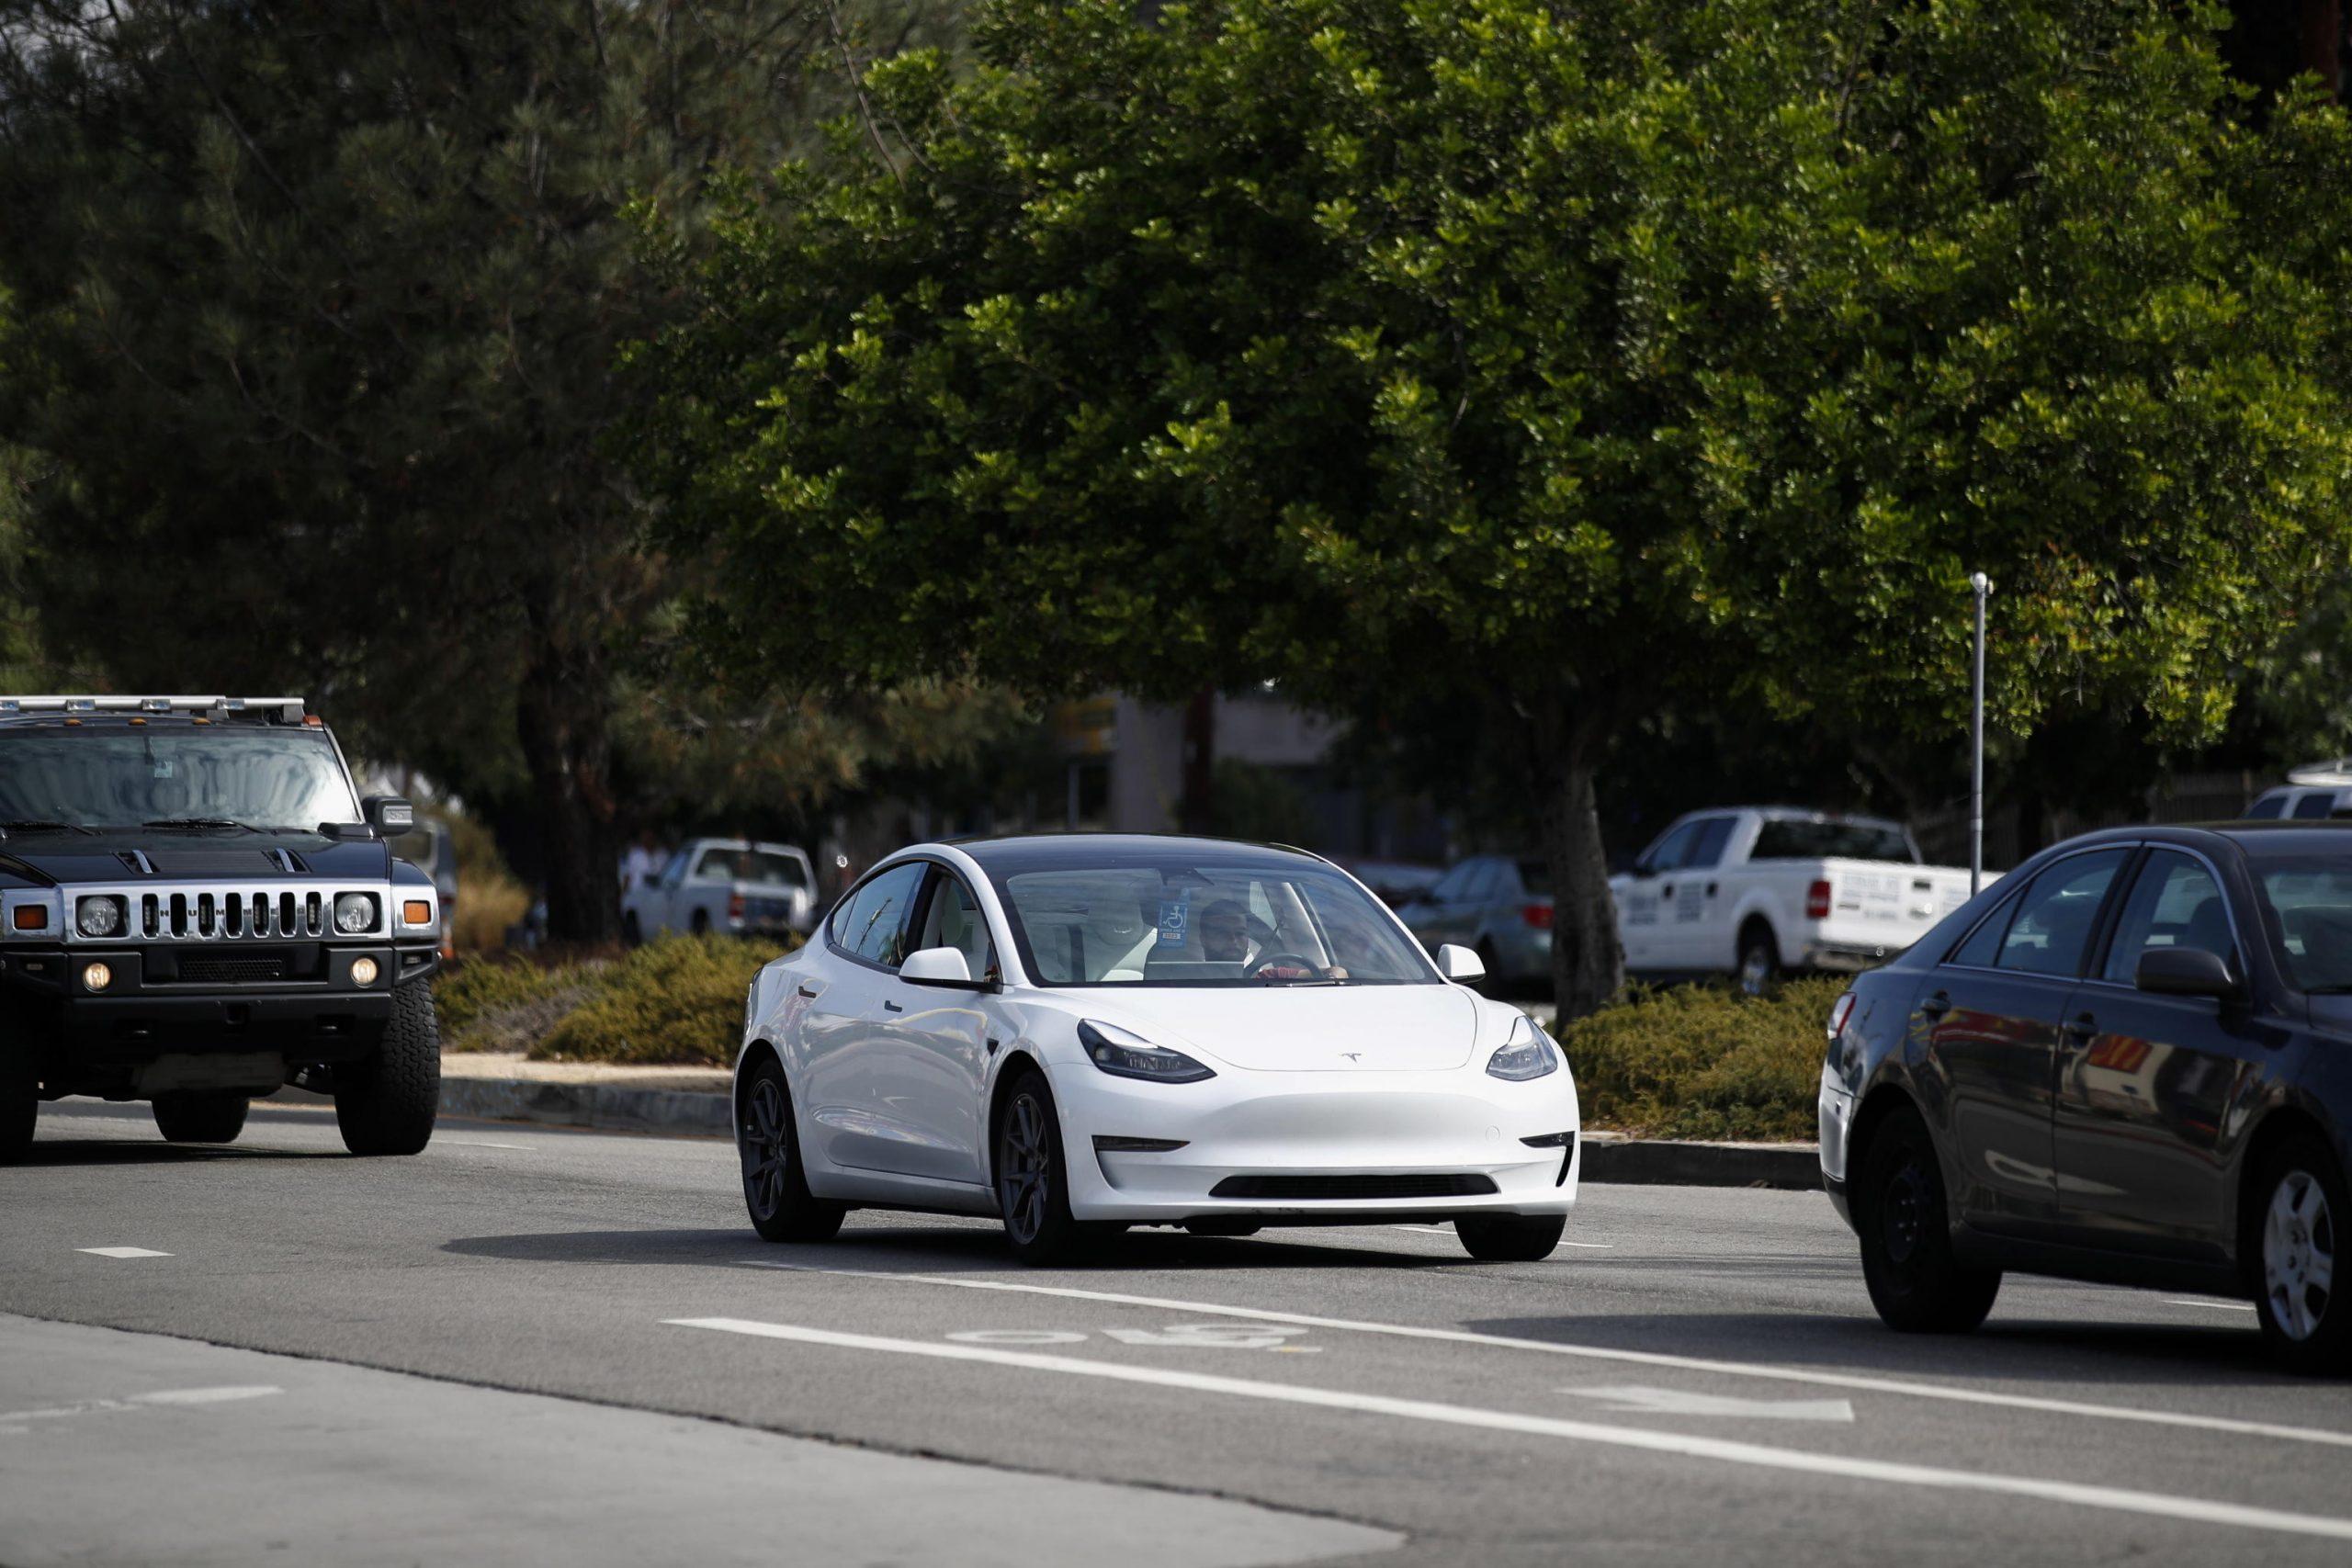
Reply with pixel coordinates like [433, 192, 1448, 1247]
[1642, 822, 1702, 875]
[914, 872, 1000, 981]
[2101, 852, 2232, 984]
[831, 863, 928, 968]
[1462, 861, 1500, 903]
[1685, 817, 1736, 871]
[2244, 793, 2287, 820]
[659, 851, 690, 890]
[1427, 863, 1475, 903]
[694, 848, 739, 881]
[1948, 891, 2019, 968]
[2291, 792, 2339, 820]
[1996, 850, 2130, 978]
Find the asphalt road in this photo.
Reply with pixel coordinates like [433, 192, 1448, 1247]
[6, 1099, 2350, 1568]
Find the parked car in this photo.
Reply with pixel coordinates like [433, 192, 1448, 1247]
[1396, 855, 1555, 987]
[1340, 858, 1446, 909]
[1612, 807, 1982, 995]
[1820, 821, 2352, 1373]
[623, 838, 816, 942]
[732, 834, 1580, 1262]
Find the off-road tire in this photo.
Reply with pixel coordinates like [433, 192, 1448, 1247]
[1856, 1106, 2000, 1333]
[739, 1054, 846, 1243]
[0, 1050, 34, 1164]
[1457, 1213, 1566, 1261]
[335, 980, 439, 1156]
[2249, 1132, 2350, 1377]
[153, 1090, 248, 1145]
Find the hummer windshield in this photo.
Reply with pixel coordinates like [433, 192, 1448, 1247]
[0, 725, 361, 832]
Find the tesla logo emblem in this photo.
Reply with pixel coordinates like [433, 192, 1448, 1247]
[1340, 1052, 1362, 1062]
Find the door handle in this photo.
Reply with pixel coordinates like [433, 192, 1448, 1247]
[882, 999, 903, 1014]
[1706, 882, 1719, 897]
[797, 984, 819, 999]
[2062, 1011, 2097, 1043]
[1659, 883, 1674, 897]
[1918, 991, 1951, 1020]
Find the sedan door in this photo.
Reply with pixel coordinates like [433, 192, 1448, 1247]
[1912, 847, 2132, 1238]
[2051, 849, 2258, 1261]
[863, 867, 1004, 1186]
[796, 860, 929, 1175]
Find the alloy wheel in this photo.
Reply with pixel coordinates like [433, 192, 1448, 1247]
[1882, 1158, 1928, 1268]
[2264, 1168, 2337, 1343]
[742, 1077, 790, 1222]
[1000, 1092, 1051, 1244]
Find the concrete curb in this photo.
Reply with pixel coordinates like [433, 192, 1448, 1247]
[435, 1071, 1821, 1185]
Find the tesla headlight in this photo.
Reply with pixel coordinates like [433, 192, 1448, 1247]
[333, 892, 379, 934]
[75, 896, 125, 938]
[1078, 1020, 1216, 1084]
[1486, 1014, 1559, 1081]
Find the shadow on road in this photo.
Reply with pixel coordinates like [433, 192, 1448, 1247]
[12, 1139, 329, 1167]
[442, 1223, 1464, 1274]
[1464, 1309, 2282, 1388]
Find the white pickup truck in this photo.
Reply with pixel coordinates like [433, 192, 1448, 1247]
[1611, 807, 1986, 995]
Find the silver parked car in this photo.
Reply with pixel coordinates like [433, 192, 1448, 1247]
[1396, 855, 1554, 987]
[622, 838, 817, 942]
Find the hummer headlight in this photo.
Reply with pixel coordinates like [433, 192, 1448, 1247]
[1486, 1014, 1560, 1081]
[334, 893, 378, 934]
[76, 896, 125, 939]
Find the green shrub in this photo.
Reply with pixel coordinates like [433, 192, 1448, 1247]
[533, 933, 793, 1066]
[434, 956, 592, 1054]
[1560, 976, 1846, 1142]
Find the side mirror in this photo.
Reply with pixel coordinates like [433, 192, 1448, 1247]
[363, 795, 415, 838]
[900, 946, 986, 989]
[1436, 943, 1486, 984]
[2135, 946, 2242, 1002]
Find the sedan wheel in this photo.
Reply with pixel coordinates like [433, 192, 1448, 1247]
[995, 1069, 1100, 1265]
[1855, 1106, 2000, 1333]
[2253, 1134, 2349, 1375]
[739, 1059, 845, 1244]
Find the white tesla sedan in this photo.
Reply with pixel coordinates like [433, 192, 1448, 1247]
[732, 835, 1580, 1262]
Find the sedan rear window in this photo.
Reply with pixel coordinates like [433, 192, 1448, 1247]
[2256, 858, 2352, 992]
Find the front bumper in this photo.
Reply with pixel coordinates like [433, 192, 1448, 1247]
[1818, 1076, 1857, 1230]
[1053, 1060, 1581, 1224]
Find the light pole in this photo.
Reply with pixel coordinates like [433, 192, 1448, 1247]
[1970, 571, 1992, 897]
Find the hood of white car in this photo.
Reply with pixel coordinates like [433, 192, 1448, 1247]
[1077, 984, 1487, 1073]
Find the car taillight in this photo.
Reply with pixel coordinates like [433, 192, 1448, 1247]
[1827, 992, 1857, 1041]
[1521, 903, 1553, 931]
[1806, 879, 1832, 919]
[729, 891, 746, 919]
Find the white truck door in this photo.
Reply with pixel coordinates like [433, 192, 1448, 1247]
[1655, 815, 1740, 970]
[1620, 820, 1702, 974]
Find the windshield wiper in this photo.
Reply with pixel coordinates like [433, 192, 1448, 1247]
[141, 818, 264, 833]
[0, 818, 96, 836]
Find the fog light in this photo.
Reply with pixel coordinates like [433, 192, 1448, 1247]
[82, 962, 112, 992]
[350, 956, 379, 987]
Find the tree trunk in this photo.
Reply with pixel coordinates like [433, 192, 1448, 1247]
[515, 626, 621, 945]
[1529, 707, 1623, 1021]
[1180, 686, 1216, 834]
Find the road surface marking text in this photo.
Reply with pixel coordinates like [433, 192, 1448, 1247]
[0, 1385, 279, 1435]
[668, 1317, 2352, 1543]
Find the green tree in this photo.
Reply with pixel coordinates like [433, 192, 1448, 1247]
[0, 0, 954, 938]
[639, 0, 2351, 1013]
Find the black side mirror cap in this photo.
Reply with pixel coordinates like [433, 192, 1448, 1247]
[362, 795, 415, 839]
[2135, 946, 2242, 1002]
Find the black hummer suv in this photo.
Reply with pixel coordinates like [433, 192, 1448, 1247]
[0, 696, 443, 1160]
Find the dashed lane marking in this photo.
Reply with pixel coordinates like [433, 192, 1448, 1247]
[76, 1247, 172, 1259]
[741, 1262, 2352, 1450]
[1569, 1384, 1856, 1422]
[667, 1317, 2352, 1543]
[2167, 1299, 2258, 1313]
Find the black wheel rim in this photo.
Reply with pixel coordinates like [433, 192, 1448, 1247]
[742, 1077, 789, 1222]
[1000, 1091, 1051, 1244]
[1883, 1156, 1929, 1267]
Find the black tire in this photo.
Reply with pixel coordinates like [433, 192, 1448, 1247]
[995, 1068, 1102, 1264]
[1457, 1213, 1566, 1261]
[153, 1090, 248, 1145]
[1855, 1106, 2000, 1333]
[335, 981, 440, 1156]
[2248, 1132, 2350, 1376]
[1736, 925, 1781, 998]
[689, 908, 710, 936]
[739, 1055, 845, 1243]
[0, 1049, 33, 1165]
[622, 912, 642, 946]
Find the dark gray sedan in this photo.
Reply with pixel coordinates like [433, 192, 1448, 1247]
[1820, 822, 2352, 1373]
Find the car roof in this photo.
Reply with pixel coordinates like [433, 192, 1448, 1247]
[936, 832, 1332, 874]
[2033, 821, 2352, 857]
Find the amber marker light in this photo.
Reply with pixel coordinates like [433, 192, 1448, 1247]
[12, 905, 47, 931]
[402, 900, 433, 927]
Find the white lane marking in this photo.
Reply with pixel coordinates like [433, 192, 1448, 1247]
[670, 1317, 2352, 1542]
[1570, 1385, 1855, 1422]
[2168, 1299, 2258, 1314]
[742, 1263, 2352, 1450]
[131, 1385, 282, 1405]
[1370, 1224, 1611, 1248]
[0, 1385, 279, 1433]
[1386, 1225, 1456, 1235]
[443, 1139, 531, 1150]
[1102, 1324, 1317, 1351]
[77, 1247, 172, 1259]
[948, 1330, 1087, 1346]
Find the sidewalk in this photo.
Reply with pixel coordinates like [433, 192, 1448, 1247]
[434, 1052, 1821, 1187]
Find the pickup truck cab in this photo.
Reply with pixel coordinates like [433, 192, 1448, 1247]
[1612, 807, 1982, 995]
[0, 695, 444, 1162]
[622, 837, 816, 942]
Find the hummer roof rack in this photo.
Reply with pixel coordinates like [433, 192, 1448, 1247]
[0, 695, 309, 722]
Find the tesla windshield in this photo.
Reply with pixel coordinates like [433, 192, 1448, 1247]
[2257, 857, 2352, 991]
[0, 727, 361, 831]
[993, 858, 1438, 987]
